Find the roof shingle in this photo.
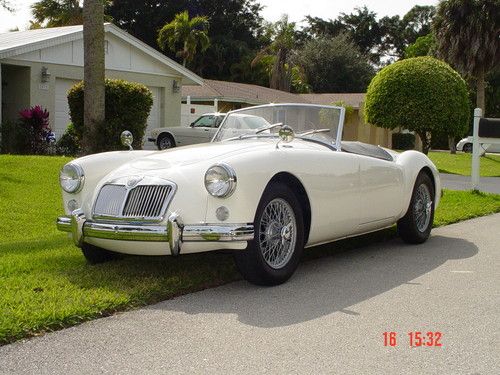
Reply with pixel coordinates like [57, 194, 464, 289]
[183, 79, 365, 108]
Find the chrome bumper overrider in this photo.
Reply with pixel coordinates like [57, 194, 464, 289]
[56, 209, 254, 256]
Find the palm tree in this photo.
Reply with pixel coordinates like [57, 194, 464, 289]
[433, 0, 500, 112]
[31, 0, 83, 27]
[252, 15, 297, 91]
[157, 11, 210, 67]
[82, 0, 105, 154]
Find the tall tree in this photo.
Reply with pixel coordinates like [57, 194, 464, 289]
[252, 15, 297, 91]
[296, 34, 374, 93]
[157, 10, 210, 67]
[108, 0, 263, 80]
[31, 0, 83, 27]
[434, 0, 500, 112]
[304, 7, 383, 65]
[107, 1, 186, 48]
[82, 0, 105, 154]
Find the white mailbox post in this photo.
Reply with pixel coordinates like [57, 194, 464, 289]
[471, 108, 500, 190]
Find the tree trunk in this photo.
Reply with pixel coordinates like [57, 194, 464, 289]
[82, 0, 105, 154]
[417, 131, 431, 155]
[476, 67, 486, 114]
[448, 136, 456, 154]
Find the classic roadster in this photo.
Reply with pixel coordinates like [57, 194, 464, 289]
[57, 104, 441, 285]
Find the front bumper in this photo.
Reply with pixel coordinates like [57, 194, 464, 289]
[56, 209, 254, 256]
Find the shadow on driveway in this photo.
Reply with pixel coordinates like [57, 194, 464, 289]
[153, 235, 478, 328]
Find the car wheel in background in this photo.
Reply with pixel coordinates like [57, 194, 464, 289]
[81, 243, 123, 264]
[157, 134, 175, 150]
[397, 172, 435, 244]
[462, 143, 472, 153]
[234, 183, 304, 286]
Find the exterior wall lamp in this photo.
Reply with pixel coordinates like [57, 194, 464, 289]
[172, 80, 180, 93]
[41, 66, 51, 83]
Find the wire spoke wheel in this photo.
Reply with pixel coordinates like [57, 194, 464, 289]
[414, 183, 432, 232]
[258, 198, 297, 269]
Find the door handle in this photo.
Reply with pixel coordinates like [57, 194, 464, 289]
[203, 129, 209, 131]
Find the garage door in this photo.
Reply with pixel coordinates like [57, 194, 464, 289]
[54, 78, 79, 139]
[143, 86, 161, 150]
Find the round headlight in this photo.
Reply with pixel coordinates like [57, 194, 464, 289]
[204, 164, 237, 198]
[60, 163, 85, 193]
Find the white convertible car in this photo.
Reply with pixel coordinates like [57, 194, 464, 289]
[57, 104, 441, 285]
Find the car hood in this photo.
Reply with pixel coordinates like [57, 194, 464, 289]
[107, 140, 273, 177]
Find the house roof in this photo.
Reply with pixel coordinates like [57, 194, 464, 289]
[182, 79, 365, 108]
[299, 93, 366, 109]
[0, 24, 203, 85]
[182, 79, 310, 104]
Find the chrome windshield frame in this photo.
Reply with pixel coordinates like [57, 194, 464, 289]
[211, 103, 345, 151]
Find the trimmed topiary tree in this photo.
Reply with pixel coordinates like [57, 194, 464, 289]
[364, 56, 470, 154]
[68, 79, 153, 152]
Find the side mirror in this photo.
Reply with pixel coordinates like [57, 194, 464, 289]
[121, 130, 133, 150]
[190, 122, 195, 127]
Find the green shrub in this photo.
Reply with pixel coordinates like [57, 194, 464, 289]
[364, 56, 470, 154]
[68, 79, 153, 151]
[56, 123, 81, 156]
[392, 133, 415, 150]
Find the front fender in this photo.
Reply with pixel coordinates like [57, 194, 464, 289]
[61, 150, 156, 215]
[396, 150, 441, 216]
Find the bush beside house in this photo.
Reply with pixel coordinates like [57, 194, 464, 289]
[68, 79, 153, 152]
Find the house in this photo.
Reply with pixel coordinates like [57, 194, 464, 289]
[182, 79, 392, 147]
[0, 24, 202, 145]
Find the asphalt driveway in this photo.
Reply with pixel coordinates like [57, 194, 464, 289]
[1, 214, 499, 374]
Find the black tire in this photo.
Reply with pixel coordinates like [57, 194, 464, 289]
[81, 243, 123, 264]
[234, 183, 305, 286]
[397, 172, 435, 244]
[157, 134, 175, 150]
[462, 143, 472, 153]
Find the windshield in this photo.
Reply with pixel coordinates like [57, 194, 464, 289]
[213, 104, 344, 148]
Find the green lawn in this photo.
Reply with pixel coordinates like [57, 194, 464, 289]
[1, 155, 500, 345]
[427, 151, 500, 177]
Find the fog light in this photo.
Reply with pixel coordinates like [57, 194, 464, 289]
[67, 199, 79, 212]
[216, 206, 229, 221]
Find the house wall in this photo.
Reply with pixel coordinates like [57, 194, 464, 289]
[0, 58, 183, 133]
[338, 107, 392, 148]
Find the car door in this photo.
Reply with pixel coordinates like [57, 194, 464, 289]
[175, 115, 216, 145]
[356, 155, 404, 231]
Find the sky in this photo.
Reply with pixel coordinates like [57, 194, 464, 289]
[0, 0, 437, 33]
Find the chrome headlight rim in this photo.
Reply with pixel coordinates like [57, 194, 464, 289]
[204, 163, 237, 198]
[60, 162, 85, 194]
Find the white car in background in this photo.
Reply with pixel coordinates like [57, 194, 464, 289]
[456, 136, 500, 153]
[149, 113, 226, 150]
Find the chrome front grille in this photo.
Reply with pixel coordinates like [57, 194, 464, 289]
[93, 183, 174, 221]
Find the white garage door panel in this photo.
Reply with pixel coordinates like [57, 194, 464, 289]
[55, 78, 79, 139]
[143, 86, 161, 150]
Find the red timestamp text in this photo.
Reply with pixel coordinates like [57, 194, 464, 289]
[383, 331, 442, 347]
